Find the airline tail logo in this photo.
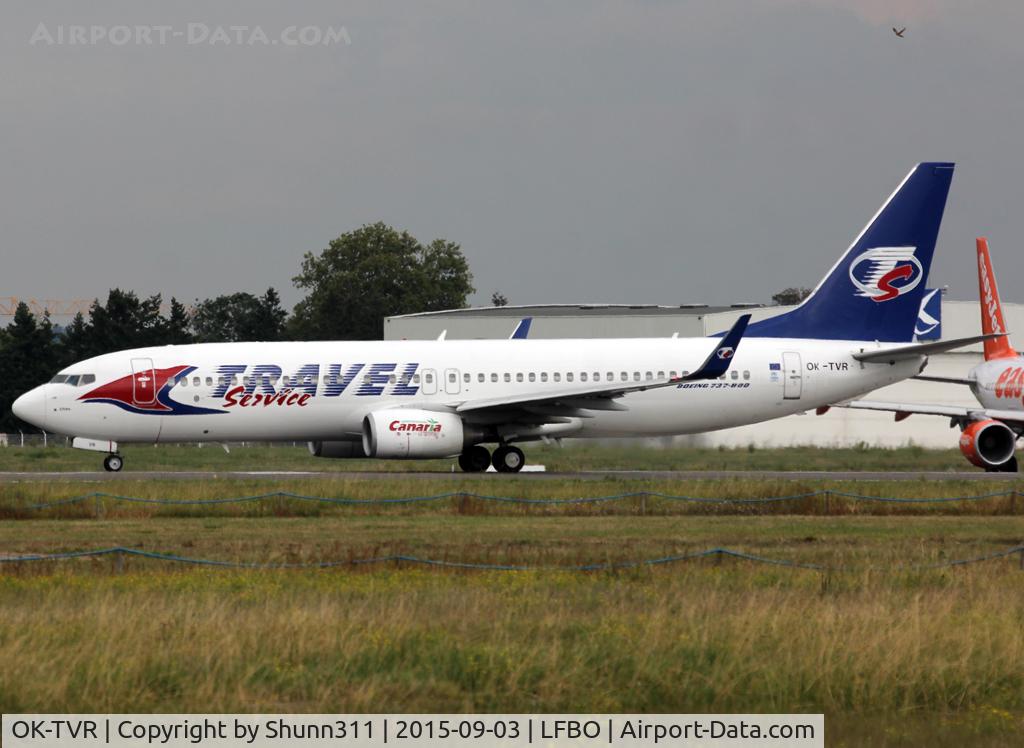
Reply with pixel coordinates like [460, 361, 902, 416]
[716, 347, 735, 360]
[914, 288, 942, 340]
[979, 252, 1003, 334]
[849, 247, 923, 302]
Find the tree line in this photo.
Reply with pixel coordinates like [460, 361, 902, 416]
[1, 222, 476, 431]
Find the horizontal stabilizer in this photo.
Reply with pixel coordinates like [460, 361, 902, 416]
[840, 399, 1024, 424]
[853, 333, 1002, 363]
[912, 374, 975, 386]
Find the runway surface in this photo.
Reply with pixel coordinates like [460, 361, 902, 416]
[0, 469, 1020, 482]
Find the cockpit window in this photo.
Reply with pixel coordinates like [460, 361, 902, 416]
[49, 373, 96, 386]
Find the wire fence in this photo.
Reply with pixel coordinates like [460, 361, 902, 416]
[1, 545, 1022, 573]
[6, 488, 1024, 512]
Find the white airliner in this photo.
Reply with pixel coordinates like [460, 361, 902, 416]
[12, 162, 989, 472]
[839, 238, 1024, 472]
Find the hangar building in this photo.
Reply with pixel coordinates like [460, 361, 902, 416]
[385, 299, 1020, 448]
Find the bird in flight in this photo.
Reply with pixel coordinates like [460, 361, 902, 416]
[893, 27, 906, 38]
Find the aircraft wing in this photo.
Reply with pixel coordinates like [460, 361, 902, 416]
[454, 314, 751, 416]
[839, 399, 1024, 425]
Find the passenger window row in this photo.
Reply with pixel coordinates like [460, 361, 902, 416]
[162, 368, 754, 390]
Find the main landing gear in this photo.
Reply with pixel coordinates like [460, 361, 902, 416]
[458, 445, 491, 472]
[103, 454, 124, 472]
[492, 445, 525, 473]
[457, 444, 526, 473]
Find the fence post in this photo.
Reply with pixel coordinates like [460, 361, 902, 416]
[94, 494, 103, 520]
[1011, 491, 1018, 516]
[823, 490, 831, 515]
[1019, 548, 1023, 571]
[115, 549, 124, 574]
[640, 494, 647, 517]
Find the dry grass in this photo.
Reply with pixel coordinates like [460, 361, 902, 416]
[1, 566, 1023, 745]
[2, 513, 1024, 745]
[2, 475, 1024, 521]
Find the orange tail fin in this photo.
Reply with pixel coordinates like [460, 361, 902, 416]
[976, 237, 1018, 360]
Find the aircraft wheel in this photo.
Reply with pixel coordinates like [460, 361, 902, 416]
[1002, 456, 1019, 473]
[493, 445, 525, 473]
[458, 445, 491, 473]
[103, 454, 124, 473]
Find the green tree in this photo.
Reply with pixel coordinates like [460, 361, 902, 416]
[164, 297, 194, 345]
[1, 303, 57, 431]
[84, 289, 166, 356]
[289, 222, 474, 339]
[58, 312, 91, 367]
[191, 288, 287, 343]
[772, 287, 812, 306]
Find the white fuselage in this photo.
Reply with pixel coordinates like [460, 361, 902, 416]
[970, 358, 1024, 412]
[24, 337, 921, 445]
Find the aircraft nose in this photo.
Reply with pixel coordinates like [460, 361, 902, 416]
[12, 386, 46, 429]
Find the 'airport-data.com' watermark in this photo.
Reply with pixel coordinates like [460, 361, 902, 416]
[29, 23, 351, 47]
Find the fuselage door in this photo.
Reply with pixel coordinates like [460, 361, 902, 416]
[444, 368, 461, 395]
[421, 368, 438, 395]
[130, 358, 157, 405]
[782, 351, 802, 399]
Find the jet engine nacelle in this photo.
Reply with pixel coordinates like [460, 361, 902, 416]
[959, 419, 1017, 470]
[362, 410, 466, 459]
[307, 440, 368, 459]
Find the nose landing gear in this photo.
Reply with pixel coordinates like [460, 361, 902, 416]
[103, 454, 124, 472]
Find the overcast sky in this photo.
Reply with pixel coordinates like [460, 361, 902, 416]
[3, 1, 1023, 312]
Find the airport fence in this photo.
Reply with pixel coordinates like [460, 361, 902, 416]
[7, 487, 1024, 513]
[1, 544, 1022, 573]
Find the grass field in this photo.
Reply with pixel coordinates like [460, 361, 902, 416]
[2, 471, 1024, 521]
[2, 508, 1024, 746]
[0, 442, 977, 473]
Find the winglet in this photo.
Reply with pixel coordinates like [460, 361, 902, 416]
[976, 237, 1018, 360]
[509, 317, 532, 340]
[679, 314, 751, 381]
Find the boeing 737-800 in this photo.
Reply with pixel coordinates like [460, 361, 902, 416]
[12, 162, 987, 472]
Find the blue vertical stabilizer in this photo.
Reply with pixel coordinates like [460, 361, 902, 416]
[744, 163, 954, 342]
